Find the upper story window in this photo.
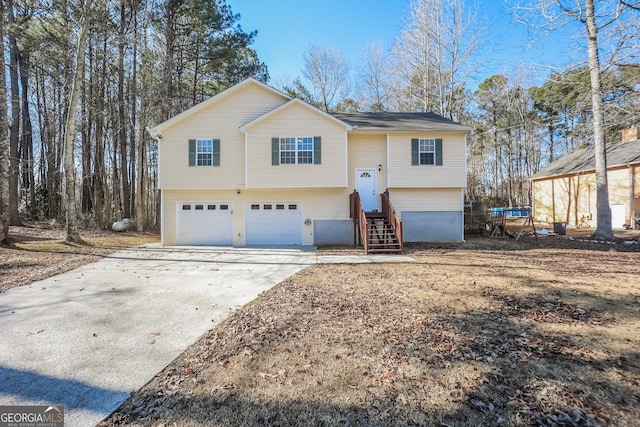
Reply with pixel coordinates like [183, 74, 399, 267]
[411, 138, 443, 166]
[280, 137, 313, 165]
[197, 139, 213, 166]
[419, 138, 435, 165]
[188, 138, 220, 167]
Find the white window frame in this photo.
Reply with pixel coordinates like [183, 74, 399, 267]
[196, 139, 213, 166]
[280, 136, 313, 165]
[419, 138, 436, 165]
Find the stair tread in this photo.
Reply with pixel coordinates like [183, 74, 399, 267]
[360, 207, 402, 254]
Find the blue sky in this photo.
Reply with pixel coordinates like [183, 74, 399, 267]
[227, 0, 578, 90]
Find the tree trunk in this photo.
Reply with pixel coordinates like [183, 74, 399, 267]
[162, 0, 177, 121]
[585, 0, 613, 240]
[63, 0, 92, 243]
[92, 36, 107, 227]
[118, 1, 130, 219]
[130, 7, 139, 227]
[0, 1, 11, 242]
[18, 51, 36, 219]
[7, 1, 21, 225]
[81, 43, 93, 215]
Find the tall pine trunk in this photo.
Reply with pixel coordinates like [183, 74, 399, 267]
[63, 0, 92, 243]
[7, 1, 21, 225]
[0, 1, 11, 242]
[18, 52, 35, 219]
[118, 2, 130, 219]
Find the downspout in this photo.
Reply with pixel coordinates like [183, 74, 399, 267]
[160, 190, 165, 246]
[244, 131, 249, 188]
[386, 134, 390, 189]
[462, 133, 468, 242]
[155, 130, 164, 245]
[551, 179, 556, 223]
[566, 176, 572, 224]
[345, 130, 349, 188]
[630, 164, 635, 229]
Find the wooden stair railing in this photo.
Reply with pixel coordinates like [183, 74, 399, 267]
[349, 190, 369, 254]
[381, 190, 403, 252]
[350, 190, 403, 254]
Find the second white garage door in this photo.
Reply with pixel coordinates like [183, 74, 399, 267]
[245, 203, 301, 245]
[176, 203, 233, 245]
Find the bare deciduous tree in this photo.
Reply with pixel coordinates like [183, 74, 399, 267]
[389, 0, 482, 119]
[356, 42, 389, 112]
[302, 45, 350, 112]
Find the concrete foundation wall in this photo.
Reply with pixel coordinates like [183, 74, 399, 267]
[402, 211, 463, 242]
[314, 220, 353, 245]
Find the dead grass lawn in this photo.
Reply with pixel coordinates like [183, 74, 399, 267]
[101, 241, 640, 427]
[0, 225, 159, 292]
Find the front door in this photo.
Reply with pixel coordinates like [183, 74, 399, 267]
[356, 169, 377, 211]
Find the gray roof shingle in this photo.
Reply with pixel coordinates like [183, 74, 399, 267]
[531, 140, 640, 180]
[332, 112, 471, 132]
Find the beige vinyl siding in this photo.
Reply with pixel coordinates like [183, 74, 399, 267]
[162, 188, 353, 246]
[533, 174, 596, 225]
[347, 134, 387, 210]
[246, 104, 348, 188]
[388, 188, 463, 212]
[388, 132, 466, 188]
[533, 179, 555, 223]
[608, 168, 631, 205]
[533, 166, 639, 227]
[158, 82, 288, 190]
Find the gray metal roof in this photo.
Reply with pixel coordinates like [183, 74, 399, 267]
[531, 139, 640, 180]
[332, 112, 472, 132]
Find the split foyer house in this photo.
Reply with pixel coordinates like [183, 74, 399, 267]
[531, 127, 640, 229]
[149, 78, 471, 249]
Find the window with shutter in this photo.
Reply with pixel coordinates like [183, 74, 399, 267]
[413, 138, 443, 166]
[272, 136, 321, 165]
[188, 139, 220, 167]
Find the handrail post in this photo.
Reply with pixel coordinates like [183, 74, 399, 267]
[381, 189, 403, 252]
[350, 190, 369, 252]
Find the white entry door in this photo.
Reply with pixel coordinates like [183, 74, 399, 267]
[610, 203, 626, 229]
[356, 169, 377, 211]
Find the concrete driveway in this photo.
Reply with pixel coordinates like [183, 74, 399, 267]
[0, 244, 413, 426]
[0, 245, 320, 426]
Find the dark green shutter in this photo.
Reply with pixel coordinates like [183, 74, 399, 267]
[188, 139, 196, 166]
[435, 138, 443, 166]
[411, 138, 419, 165]
[313, 136, 321, 165]
[272, 137, 280, 165]
[212, 139, 220, 166]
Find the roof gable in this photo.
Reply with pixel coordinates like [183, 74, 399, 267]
[239, 98, 353, 131]
[149, 78, 291, 136]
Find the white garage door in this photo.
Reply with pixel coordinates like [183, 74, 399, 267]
[246, 203, 302, 245]
[176, 203, 233, 245]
